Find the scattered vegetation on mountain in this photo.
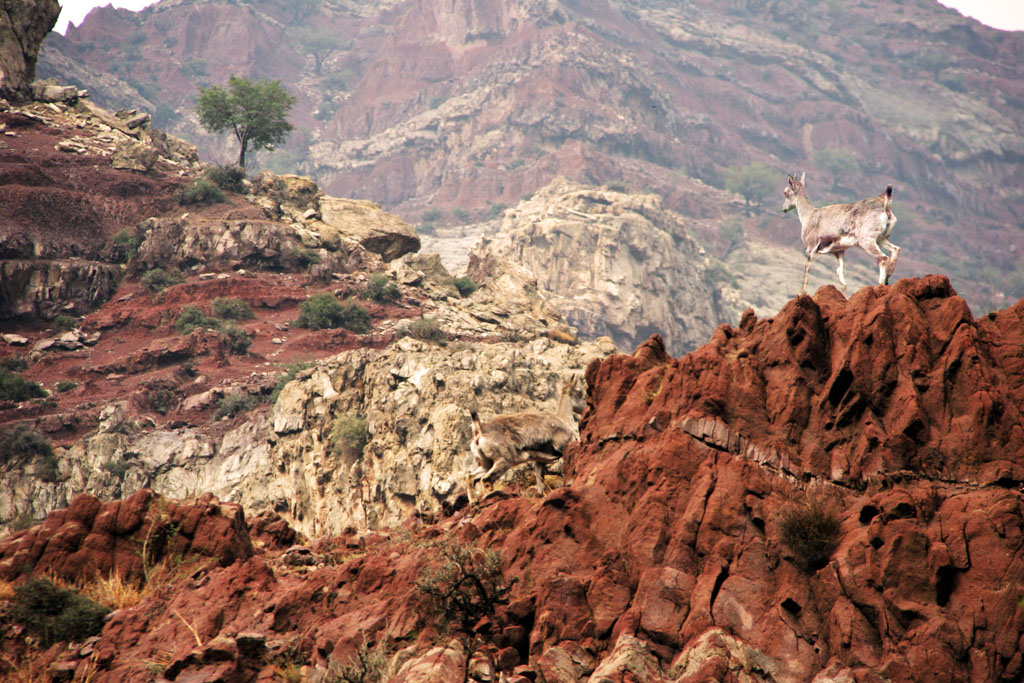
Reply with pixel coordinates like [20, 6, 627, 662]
[215, 393, 258, 420]
[416, 539, 513, 631]
[175, 176, 227, 206]
[397, 316, 446, 344]
[724, 160, 776, 212]
[361, 273, 399, 303]
[141, 268, 186, 293]
[9, 578, 110, 647]
[174, 305, 252, 354]
[203, 164, 247, 193]
[329, 414, 368, 461]
[211, 297, 255, 321]
[295, 293, 370, 332]
[779, 494, 843, 571]
[0, 368, 47, 402]
[453, 276, 477, 297]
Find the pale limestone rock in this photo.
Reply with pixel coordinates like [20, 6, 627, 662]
[589, 634, 667, 683]
[668, 627, 783, 680]
[318, 196, 420, 262]
[469, 178, 738, 355]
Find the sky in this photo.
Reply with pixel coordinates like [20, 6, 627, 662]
[53, 0, 1024, 35]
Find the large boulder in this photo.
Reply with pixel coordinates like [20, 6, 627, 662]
[0, 0, 60, 99]
[317, 196, 420, 262]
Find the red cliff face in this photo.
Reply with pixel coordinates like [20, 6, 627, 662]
[3, 277, 1023, 682]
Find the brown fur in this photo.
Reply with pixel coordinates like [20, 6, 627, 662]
[467, 376, 586, 503]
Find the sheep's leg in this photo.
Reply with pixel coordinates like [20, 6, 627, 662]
[879, 237, 901, 279]
[532, 460, 549, 496]
[801, 252, 817, 294]
[835, 253, 848, 294]
[860, 240, 889, 285]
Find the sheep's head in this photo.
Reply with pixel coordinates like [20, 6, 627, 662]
[782, 173, 806, 213]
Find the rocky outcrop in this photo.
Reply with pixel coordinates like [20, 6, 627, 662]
[0, 98, 199, 320]
[0, 258, 122, 319]
[0, 488, 253, 583]
[131, 215, 385, 276]
[469, 178, 742, 355]
[263, 331, 614, 536]
[0, 0, 59, 99]
[4, 277, 1022, 683]
[317, 196, 421, 262]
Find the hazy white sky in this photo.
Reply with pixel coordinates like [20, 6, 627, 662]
[53, 0, 1024, 35]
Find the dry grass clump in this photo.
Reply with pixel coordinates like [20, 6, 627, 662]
[779, 494, 843, 572]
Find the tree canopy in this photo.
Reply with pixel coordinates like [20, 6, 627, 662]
[723, 160, 776, 212]
[196, 75, 297, 167]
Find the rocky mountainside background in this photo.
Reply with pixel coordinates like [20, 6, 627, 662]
[38, 0, 1024, 314]
[1, 3, 1023, 682]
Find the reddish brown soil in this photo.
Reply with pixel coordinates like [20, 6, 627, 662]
[0, 111, 185, 258]
[0, 269, 423, 445]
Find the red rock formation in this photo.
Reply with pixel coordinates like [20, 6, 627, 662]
[3, 277, 1022, 682]
[0, 489, 254, 584]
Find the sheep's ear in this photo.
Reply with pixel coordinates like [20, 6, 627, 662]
[800, 172, 805, 184]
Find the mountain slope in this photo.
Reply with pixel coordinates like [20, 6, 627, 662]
[37, 0, 1024, 312]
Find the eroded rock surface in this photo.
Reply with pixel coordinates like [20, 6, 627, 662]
[469, 178, 743, 354]
[0, 0, 59, 99]
[4, 276, 1022, 683]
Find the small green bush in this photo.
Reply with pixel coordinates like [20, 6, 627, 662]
[174, 306, 250, 354]
[0, 356, 28, 371]
[175, 176, 226, 206]
[399, 316, 447, 344]
[0, 367, 48, 402]
[421, 208, 442, 223]
[217, 322, 252, 355]
[452, 277, 477, 297]
[212, 297, 255, 320]
[10, 578, 111, 646]
[451, 207, 470, 223]
[0, 424, 54, 465]
[779, 496, 843, 571]
[111, 227, 143, 263]
[141, 268, 185, 293]
[215, 393, 257, 420]
[418, 221, 436, 235]
[204, 164, 246, 193]
[362, 273, 399, 303]
[174, 305, 216, 334]
[148, 387, 176, 415]
[295, 293, 370, 332]
[56, 381, 77, 393]
[292, 248, 322, 268]
[51, 314, 79, 332]
[102, 459, 130, 479]
[330, 414, 367, 461]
